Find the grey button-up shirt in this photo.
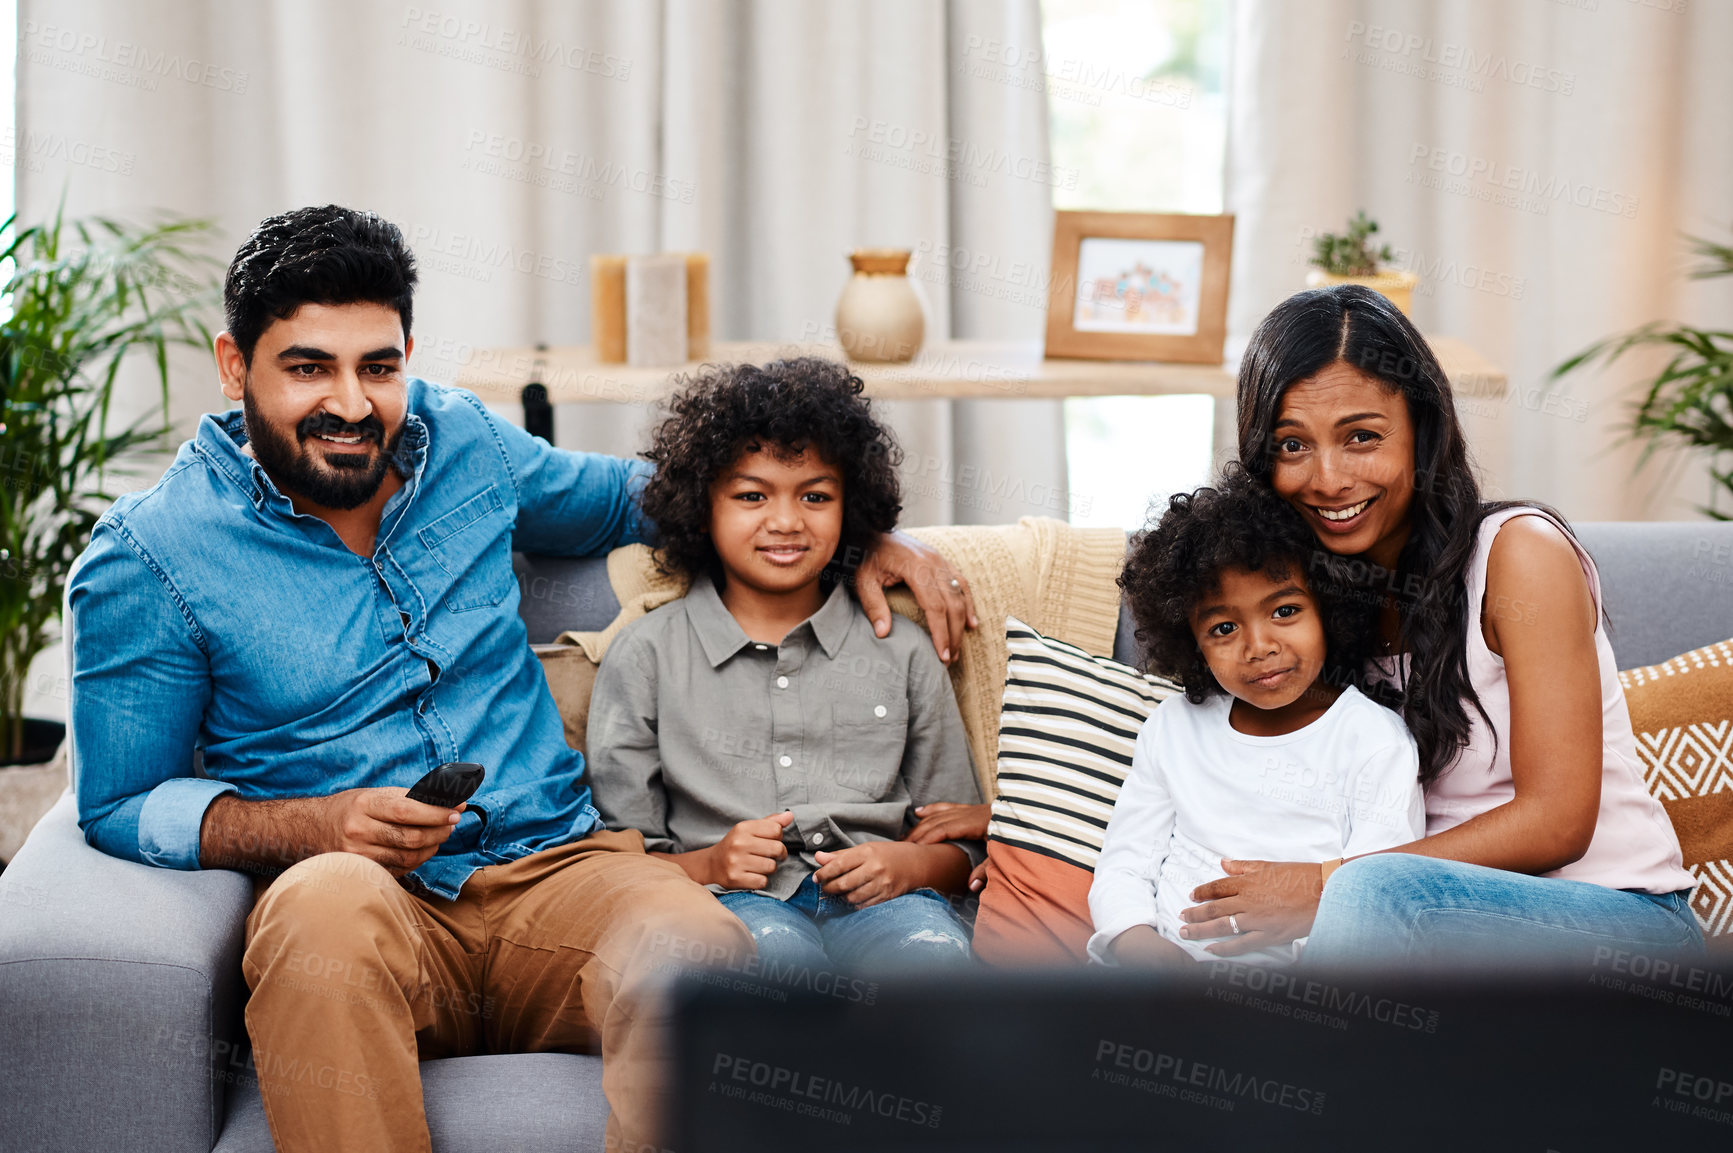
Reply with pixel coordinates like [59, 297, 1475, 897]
[586, 577, 984, 898]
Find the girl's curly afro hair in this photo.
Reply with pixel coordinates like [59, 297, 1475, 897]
[640, 357, 902, 584]
[1118, 464, 1384, 704]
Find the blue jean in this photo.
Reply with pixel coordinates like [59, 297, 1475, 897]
[717, 876, 973, 974]
[1303, 853, 1704, 971]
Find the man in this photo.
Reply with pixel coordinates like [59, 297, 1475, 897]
[69, 205, 977, 1153]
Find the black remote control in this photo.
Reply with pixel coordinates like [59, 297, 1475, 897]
[405, 761, 486, 808]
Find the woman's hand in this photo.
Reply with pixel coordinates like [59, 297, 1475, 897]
[1180, 859, 1322, 957]
[905, 802, 991, 844]
[854, 531, 978, 666]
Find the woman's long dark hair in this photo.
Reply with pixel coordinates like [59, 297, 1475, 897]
[1237, 285, 1560, 785]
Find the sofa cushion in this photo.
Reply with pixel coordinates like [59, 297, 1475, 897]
[211, 1052, 608, 1153]
[972, 618, 1178, 965]
[1619, 636, 1733, 937]
[533, 644, 601, 757]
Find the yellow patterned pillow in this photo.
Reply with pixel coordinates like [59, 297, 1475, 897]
[1619, 638, 1733, 937]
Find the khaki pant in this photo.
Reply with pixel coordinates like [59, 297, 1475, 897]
[241, 830, 751, 1153]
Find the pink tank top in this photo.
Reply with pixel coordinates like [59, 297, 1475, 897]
[1422, 507, 1694, 894]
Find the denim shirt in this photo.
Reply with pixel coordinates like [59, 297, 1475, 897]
[69, 378, 651, 898]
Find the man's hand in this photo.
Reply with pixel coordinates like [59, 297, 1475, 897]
[813, 840, 968, 907]
[853, 531, 978, 666]
[906, 801, 991, 844]
[1181, 859, 1323, 958]
[660, 811, 792, 889]
[198, 788, 464, 878]
[320, 788, 467, 876]
[1108, 925, 1196, 968]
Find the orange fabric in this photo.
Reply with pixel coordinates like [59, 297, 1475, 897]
[241, 831, 751, 1153]
[970, 842, 1095, 966]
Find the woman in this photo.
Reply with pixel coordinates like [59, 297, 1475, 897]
[1179, 284, 1701, 967]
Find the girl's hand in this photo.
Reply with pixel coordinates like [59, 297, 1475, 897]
[967, 859, 990, 893]
[1179, 859, 1322, 958]
[906, 802, 991, 844]
[1108, 925, 1197, 969]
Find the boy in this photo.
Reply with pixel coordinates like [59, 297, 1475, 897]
[587, 357, 983, 973]
[1090, 467, 1425, 967]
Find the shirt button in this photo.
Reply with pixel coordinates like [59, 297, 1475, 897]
[755, 644, 768, 651]
[810, 833, 825, 846]
[874, 705, 887, 718]
[779, 755, 792, 768]
[776, 675, 789, 689]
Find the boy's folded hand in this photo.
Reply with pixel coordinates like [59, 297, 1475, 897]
[813, 841, 964, 908]
[707, 811, 792, 890]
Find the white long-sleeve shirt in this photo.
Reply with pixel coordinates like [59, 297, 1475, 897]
[1087, 685, 1425, 967]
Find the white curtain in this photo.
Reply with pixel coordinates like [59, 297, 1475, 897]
[1227, 0, 1733, 521]
[17, 0, 1066, 526]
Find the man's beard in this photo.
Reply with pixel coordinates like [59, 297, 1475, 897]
[241, 389, 404, 511]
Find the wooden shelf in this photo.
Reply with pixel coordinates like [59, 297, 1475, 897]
[453, 337, 1507, 405]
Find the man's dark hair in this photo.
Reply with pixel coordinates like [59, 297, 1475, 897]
[1118, 464, 1382, 704]
[223, 205, 418, 364]
[640, 357, 902, 586]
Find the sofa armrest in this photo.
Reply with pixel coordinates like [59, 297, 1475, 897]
[0, 793, 254, 1153]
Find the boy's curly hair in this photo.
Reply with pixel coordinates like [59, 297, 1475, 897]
[1118, 465, 1383, 704]
[640, 357, 902, 583]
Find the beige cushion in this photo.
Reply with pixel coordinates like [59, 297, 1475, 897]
[533, 644, 601, 757]
[1619, 637, 1733, 936]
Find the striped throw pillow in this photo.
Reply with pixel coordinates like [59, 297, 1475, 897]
[974, 618, 1179, 965]
[990, 617, 1180, 868]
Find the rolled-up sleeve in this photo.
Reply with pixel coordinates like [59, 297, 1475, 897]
[470, 395, 655, 555]
[900, 643, 985, 869]
[70, 525, 225, 868]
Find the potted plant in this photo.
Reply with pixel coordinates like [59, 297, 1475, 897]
[1306, 210, 1420, 315]
[0, 209, 214, 768]
[1553, 233, 1733, 518]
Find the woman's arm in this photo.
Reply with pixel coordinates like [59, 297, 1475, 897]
[1183, 517, 1606, 954]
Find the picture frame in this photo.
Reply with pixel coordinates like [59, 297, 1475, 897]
[1043, 210, 1234, 364]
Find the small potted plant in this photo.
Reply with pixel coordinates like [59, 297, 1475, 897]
[1553, 232, 1733, 518]
[1306, 210, 1420, 315]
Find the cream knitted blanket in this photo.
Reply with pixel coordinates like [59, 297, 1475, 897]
[558, 517, 1127, 797]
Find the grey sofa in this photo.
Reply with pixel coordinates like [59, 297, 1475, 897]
[3, 521, 1731, 1153]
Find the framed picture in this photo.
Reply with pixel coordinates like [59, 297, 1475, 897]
[1043, 210, 1234, 364]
